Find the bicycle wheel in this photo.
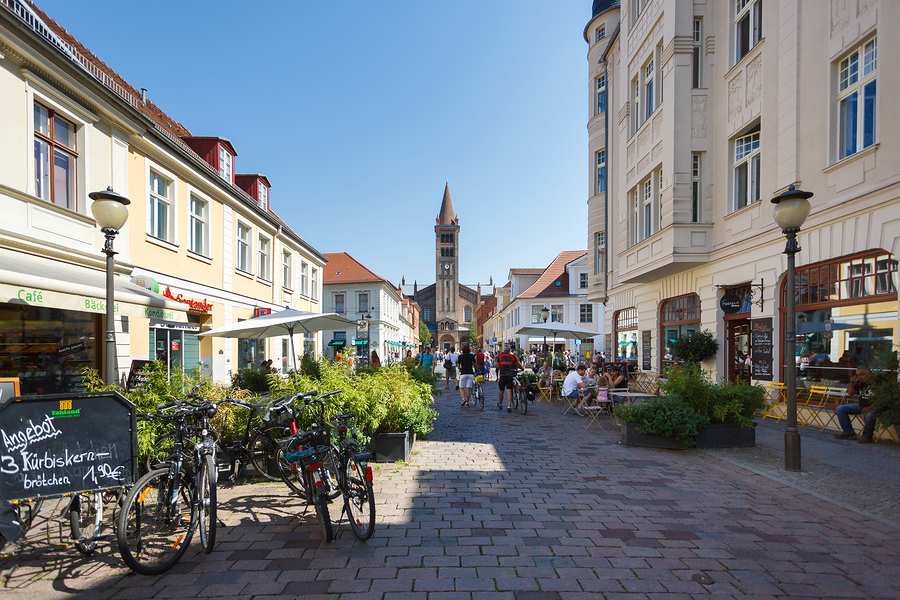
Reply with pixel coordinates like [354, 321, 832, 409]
[512, 387, 520, 409]
[475, 385, 484, 410]
[70, 491, 103, 555]
[313, 491, 334, 543]
[198, 455, 216, 555]
[117, 468, 195, 576]
[275, 448, 307, 499]
[144, 431, 175, 473]
[323, 446, 342, 501]
[519, 389, 528, 415]
[249, 426, 289, 481]
[344, 456, 375, 540]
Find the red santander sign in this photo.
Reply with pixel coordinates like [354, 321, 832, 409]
[162, 286, 213, 312]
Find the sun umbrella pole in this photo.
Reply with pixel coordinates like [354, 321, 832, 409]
[288, 325, 298, 372]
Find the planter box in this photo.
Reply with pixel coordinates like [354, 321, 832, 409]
[621, 422, 688, 450]
[371, 431, 412, 462]
[695, 422, 756, 448]
[621, 422, 756, 449]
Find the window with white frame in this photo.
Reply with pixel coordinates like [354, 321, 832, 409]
[632, 77, 641, 133]
[735, 0, 762, 64]
[579, 272, 588, 289]
[282, 251, 292, 289]
[644, 59, 655, 121]
[596, 149, 606, 194]
[311, 267, 318, 300]
[219, 146, 232, 181]
[693, 18, 703, 88]
[301, 261, 309, 296]
[551, 304, 563, 323]
[595, 231, 605, 274]
[631, 189, 639, 245]
[258, 235, 271, 281]
[531, 305, 544, 324]
[189, 194, 209, 256]
[33, 103, 77, 210]
[595, 24, 605, 43]
[838, 37, 877, 160]
[692, 153, 702, 222]
[580, 304, 593, 323]
[149, 170, 173, 242]
[733, 124, 761, 211]
[596, 73, 606, 115]
[642, 177, 653, 240]
[631, 0, 649, 23]
[334, 294, 345, 313]
[259, 182, 268, 211]
[358, 293, 368, 313]
[657, 168, 664, 230]
[236, 222, 252, 272]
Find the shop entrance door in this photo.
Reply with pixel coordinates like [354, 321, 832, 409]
[155, 329, 184, 372]
[728, 320, 751, 383]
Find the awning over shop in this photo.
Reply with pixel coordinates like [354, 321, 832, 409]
[0, 248, 188, 321]
[328, 339, 346, 347]
[352, 340, 369, 346]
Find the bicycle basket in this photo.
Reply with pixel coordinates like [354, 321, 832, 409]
[475, 375, 484, 384]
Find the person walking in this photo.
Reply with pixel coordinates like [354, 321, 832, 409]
[457, 345, 477, 406]
[496, 345, 524, 412]
[419, 346, 435, 374]
[445, 347, 459, 390]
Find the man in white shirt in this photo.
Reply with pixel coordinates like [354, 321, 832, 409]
[562, 364, 588, 416]
[446, 347, 460, 391]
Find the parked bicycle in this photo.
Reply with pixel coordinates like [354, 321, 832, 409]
[117, 394, 218, 575]
[511, 375, 528, 415]
[144, 393, 294, 484]
[277, 390, 375, 542]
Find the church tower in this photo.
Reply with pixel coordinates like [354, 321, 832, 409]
[435, 182, 459, 339]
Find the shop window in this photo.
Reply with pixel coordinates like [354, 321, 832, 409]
[660, 294, 701, 369]
[34, 102, 77, 210]
[614, 307, 638, 364]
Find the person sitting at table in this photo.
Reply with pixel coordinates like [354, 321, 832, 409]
[605, 364, 627, 391]
[562, 364, 589, 416]
[575, 370, 606, 411]
[537, 361, 551, 387]
[834, 367, 874, 440]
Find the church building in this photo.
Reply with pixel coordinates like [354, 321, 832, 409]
[403, 183, 491, 352]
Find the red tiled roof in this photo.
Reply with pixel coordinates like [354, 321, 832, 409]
[518, 251, 587, 299]
[323, 253, 387, 285]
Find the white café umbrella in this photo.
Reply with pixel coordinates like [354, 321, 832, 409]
[515, 322, 601, 364]
[198, 309, 355, 371]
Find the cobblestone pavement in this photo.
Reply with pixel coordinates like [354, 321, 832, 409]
[3, 380, 899, 599]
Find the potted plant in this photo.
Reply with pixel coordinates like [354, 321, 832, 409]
[614, 397, 710, 449]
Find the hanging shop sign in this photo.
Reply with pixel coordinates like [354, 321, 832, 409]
[720, 293, 742, 315]
[161, 286, 213, 312]
[254, 307, 272, 317]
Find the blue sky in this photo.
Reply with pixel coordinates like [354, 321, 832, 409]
[38, 0, 592, 289]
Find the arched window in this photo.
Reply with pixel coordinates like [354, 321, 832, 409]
[660, 294, 701, 370]
[614, 307, 638, 363]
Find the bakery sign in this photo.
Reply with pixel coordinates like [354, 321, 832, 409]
[161, 286, 213, 312]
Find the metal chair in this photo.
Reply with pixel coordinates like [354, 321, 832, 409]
[761, 382, 787, 421]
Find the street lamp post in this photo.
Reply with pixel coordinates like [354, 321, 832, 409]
[89, 187, 131, 386]
[771, 184, 813, 472]
[366, 313, 373, 364]
[540, 306, 550, 365]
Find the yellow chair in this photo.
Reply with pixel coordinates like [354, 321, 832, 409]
[799, 385, 829, 426]
[535, 378, 552, 404]
[761, 382, 787, 421]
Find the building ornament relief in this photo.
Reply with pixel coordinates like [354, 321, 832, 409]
[638, 155, 650, 173]
[638, 127, 650, 155]
[831, 0, 853, 35]
[627, 141, 636, 166]
[691, 95, 707, 137]
[728, 75, 743, 120]
[651, 142, 662, 160]
[652, 112, 662, 141]
[746, 55, 762, 106]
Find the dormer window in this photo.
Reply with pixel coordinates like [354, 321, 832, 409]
[259, 183, 268, 211]
[219, 146, 232, 181]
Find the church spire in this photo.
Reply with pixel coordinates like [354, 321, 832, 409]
[436, 180, 458, 225]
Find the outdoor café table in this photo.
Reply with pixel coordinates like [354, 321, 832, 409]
[610, 390, 656, 405]
[630, 372, 660, 393]
[561, 385, 595, 415]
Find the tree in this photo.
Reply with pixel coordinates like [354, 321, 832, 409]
[418, 320, 432, 347]
[670, 330, 719, 365]
[466, 315, 478, 348]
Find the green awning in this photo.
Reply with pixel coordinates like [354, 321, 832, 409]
[328, 339, 346, 347]
[353, 340, 369, 346]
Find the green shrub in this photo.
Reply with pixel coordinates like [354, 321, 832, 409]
[299, 353, 321, 380]
[660, 363, 765, 427]
[613, 397, 709, 447]
[670, 330, 719, 364]
[871, 351, 900, 429]
[231, 367, 271, 393]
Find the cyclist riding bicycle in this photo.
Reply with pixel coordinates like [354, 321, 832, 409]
[475, 348, 487, 378]
[496, 345, 524, 412]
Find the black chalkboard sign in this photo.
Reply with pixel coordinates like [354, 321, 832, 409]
[0, 392, 136, 502]
[126, 359, 155, 392]
[641, 330, 652, 371]
[750, 318, 774, 381]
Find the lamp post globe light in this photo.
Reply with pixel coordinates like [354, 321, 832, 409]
[89, 187, 131, 386]
[771, 184, 813, 472]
